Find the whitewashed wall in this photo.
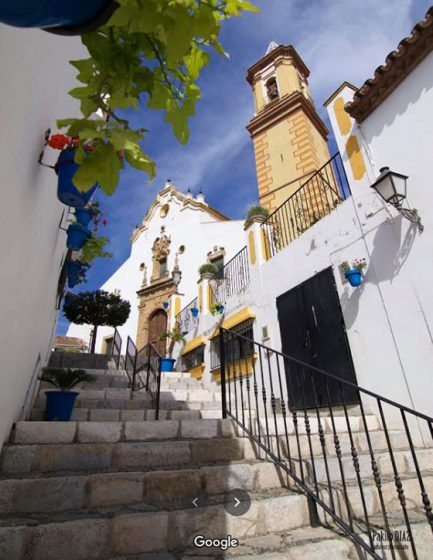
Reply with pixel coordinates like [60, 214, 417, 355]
[67, 188, 245, 351]
[0, 26, 86, 449]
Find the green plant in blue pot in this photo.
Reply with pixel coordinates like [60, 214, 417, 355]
[39, 368, 95, 421]
[341, 259, 367, 287]
[159, 331, 186, 372]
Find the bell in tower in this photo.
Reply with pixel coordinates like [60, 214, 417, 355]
[246, 42, 331, 213]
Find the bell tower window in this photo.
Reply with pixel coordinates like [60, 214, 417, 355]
[159, 257, 168, 278]
[266, 77, 279, 101]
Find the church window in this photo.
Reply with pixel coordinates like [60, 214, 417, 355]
[266, 77, 279, 101]
[178, 245, 185, 254]
[159, 257, 168, 277]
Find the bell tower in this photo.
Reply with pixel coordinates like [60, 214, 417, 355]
[247, 42, 331, 213]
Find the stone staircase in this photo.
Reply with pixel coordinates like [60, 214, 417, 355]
[0, 367, 431, 559]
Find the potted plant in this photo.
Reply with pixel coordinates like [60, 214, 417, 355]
[246, 205, 270, 221]
[66, 222, 92, 251]
[0, 1, 117, 33]
[190, 306, 199, 318]
[198, 263, 218, 279]
[38, 368, 96, 421]
[48, 133, 100, 208]
[159, 331, 186, 372]
[210, 302, 224, 316]
[80, 234, 112, 266]
[341, 259, 367, 287]
[163, 301, 169, 310]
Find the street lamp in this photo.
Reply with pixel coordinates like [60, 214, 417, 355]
[370, 167, 423, 231]
[172, 253, 182, 292]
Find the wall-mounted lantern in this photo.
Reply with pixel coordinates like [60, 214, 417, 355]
[370, 167, 423, 231]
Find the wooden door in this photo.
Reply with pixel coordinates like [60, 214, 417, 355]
[148, 309, 167, 356]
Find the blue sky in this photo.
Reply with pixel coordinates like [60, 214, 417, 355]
[57, 0, 432, 334]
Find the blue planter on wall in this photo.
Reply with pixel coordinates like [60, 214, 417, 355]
[0, 0, 116, 34]
[163, 301, 169, 310]
[345, 269, 363, 287]
[216, 304, 224, 314]
[67, 223, 91, 251]
[75, 208, 93, 227]
[191, 307, 199, 318]
[44, 391, 79, 421]
[160, 358, 175, 372]
[56, 149, 98, 208]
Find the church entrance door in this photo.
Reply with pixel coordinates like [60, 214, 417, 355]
[148, 309, 168, 356]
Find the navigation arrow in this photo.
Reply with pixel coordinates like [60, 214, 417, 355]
[192, 497, 199, 508]
[234, 497, 241, 508]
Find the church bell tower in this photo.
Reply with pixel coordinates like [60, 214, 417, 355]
[247, 42, 331, 213]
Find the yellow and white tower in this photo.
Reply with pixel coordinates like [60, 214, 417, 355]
[246, 42, 331, 213]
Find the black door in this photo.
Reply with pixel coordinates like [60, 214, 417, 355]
[277, 267, 359, 409]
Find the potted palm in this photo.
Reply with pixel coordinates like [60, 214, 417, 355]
[246, 205, 269, 221]
[38, 368, 95, 421]
[159, 331, 186, 372]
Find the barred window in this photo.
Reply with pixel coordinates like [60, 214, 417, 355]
[210, 319, 254, 371]
[177, 345, 205, 373]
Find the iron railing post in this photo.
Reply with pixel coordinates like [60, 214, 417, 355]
[155, 355, 162, 421]
[145, 343, 151, 391]
[219, 328, 227, 419]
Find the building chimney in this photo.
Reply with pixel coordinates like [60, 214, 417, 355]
[197, 189, 205, 203]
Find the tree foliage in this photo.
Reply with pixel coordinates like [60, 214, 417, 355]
[63, 290, 131, 328]
[58, 0, 258, 195]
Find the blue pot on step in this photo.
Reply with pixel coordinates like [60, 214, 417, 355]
[160, 358, 175, 372]
[56, 149, 98, 208]
[44, 391, 79, 421]
[66, 223, 91, 251]
[345, 269, 362, 287]
[0, 0, 117, 35]
[75, 208, 93, 227]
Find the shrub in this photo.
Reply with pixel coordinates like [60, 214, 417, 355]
[246, 205, 269, 219]
[198, 263, 218, 276]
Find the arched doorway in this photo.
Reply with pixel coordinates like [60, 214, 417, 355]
[148, 309, 168, 356]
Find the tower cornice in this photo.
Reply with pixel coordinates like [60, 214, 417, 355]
[246, 44, 310, 85]
[246, 91, 328, 140]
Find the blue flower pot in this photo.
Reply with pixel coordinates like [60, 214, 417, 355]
[216, 305, 224, 313]
[75, 208, 93, 227]
[0, 0, 116, 34]
[191, 307, 199, 317]
[345, 269, 362, 287]
[44, 391, 79, 421]
[163, 301, 169, 310]
[66, 223, 91, 251]
[160, 358, 175, 372]
[67, 277, 78, 289]
[56, 149, 98, 208]
[67, 260, 82, 277]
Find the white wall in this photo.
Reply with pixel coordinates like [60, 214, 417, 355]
[67, 188, 246, 352]
[0, 26, 86, 449]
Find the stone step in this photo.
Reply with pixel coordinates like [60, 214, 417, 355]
[29, 408, 223, 422]
[0, 437, 265, 475]
[0, 461, 284, 515]
[0, 491, 310, 560]
[11, 419, 234, 445]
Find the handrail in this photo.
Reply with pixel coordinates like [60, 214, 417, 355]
[261, 152, 351, 258]
[210, 246, 250, 305]
[111, 328, 122, 369]
[219, 327, 433, 559]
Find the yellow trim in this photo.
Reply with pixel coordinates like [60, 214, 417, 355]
[211, 354, 257, 383]
[208, 306, 256, 340]
[198, 285, 203, 312]
[181, 335, 206, 355]
[346, 135, 366, 180]
[334, 97, 351, 136]
[190, 363, 205, 380]
[323, 81, 358, 108]
[174, 297, 181, 316]
[207, 284, 213, 310]
[248, 231, 256, 265]
[261, 228, 270, 261]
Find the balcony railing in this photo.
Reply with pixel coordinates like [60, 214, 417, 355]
[210, 246, 250, 305]
[261, 153, 351, 258]
[176, 297, 198, 335]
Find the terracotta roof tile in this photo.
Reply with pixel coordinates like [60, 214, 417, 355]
[54, 336, 87, 348]
[345, 7, 433, 122]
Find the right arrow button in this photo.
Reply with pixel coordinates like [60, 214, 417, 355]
[223, 489, 251, 516]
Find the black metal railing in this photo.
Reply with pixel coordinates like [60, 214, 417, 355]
[210, 246, 250, 305]
[261, 153, 351, 258]
[124, 335, 163, 419]
[176, 297, 199, 335]
[219, 327, 433, 559]
[111, 328, 122, 369]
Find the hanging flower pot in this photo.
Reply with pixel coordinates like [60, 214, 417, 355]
[67, 260, 82, 279]
[216, 304, 224, 314]
[345, 269, 363, 287]
[0, 0, 117, 35]
[75, 208, 93, 227]
[66, 223, 91, 251]
[163, 301, 169, 310]
[56, 148, 98, 208]
[190, 307, 199, 318]
[67, 276, 78, 289]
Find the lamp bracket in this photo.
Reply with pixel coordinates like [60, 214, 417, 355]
[398, 207, 424, 231]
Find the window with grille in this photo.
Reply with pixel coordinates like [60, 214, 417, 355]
[210, 319, 254, 371]
[177, 345, 205, 373]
